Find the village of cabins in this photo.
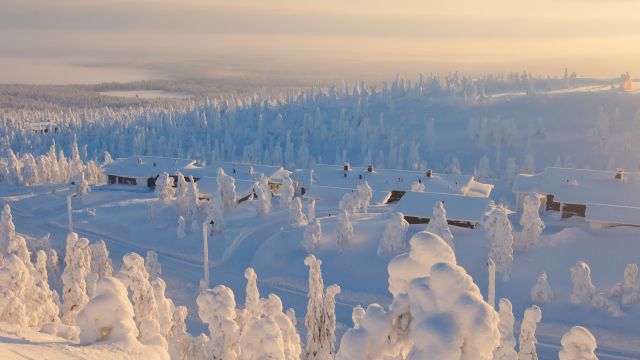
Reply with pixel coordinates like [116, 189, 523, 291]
[104, 156, 640, 229]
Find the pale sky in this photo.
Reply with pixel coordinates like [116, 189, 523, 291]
[1, 0, 639, 84]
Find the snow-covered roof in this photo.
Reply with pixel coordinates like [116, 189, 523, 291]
[513, 167, 640, 207]
[393, 191, 492, 223]
[103, 156, 195, 178]
[303, 186, 390, 205]
[585, 203, 640, 227]
[183, 161, 282, 182]
[310, 164, 493, 197]
[194, 177, 256, 198]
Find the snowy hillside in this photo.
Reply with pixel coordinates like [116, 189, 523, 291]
[1, 75, 640, 359]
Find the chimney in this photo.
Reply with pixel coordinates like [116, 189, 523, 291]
[343, 163, 351, 172]
[426, 169, 432, 178]
[367, 164, 373, 173]
[615, 169, 624, 181]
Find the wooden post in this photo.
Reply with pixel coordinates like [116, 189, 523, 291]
[67, 195, 74, 234]
[488, 258, 496, 309]
[202, 222, 209, 289]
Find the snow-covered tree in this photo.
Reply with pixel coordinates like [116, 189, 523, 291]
[449, 156, 462, 175]
[523, 153, 536, 174]
[475, 154, 491, 180]
[0, 204, 16, 256]
[531, 272, 554, 304]
[90, 239, 113, 279]
[116, 252, 159, 328]
[321, 284, 341, 358]
[290, 196, 307, 226]
[610, 263, 640, 304]
[518, 305, 542, 360]
[74, 172, 91, 198]
[76, 276, 139, 344]
[185, 177, 200, 221]
[255, 174, 272, 216]
[356, 181, 373, 213]
[217, 168, 237, 212]
[61, 232, 91, 324]
[336, 210, 354, 253]
[505, 157, 517, 185]
[244, 267, 260, 317]
[205, 196, 225, 234]
[518, 193, 544, 250]
[197, 285, 240, 359]
[377, 212, 409, 255]
[146, 250, 162, 279]
[559, 326, 598, 360]
[151, 277, 175, 338]
[307, 198, 316, 222]
[280, 174, 295, 208]
[263, 293, 302, 360]
[570, 261, 596, 305]
[410, 181, 425, 192]
[155, 172, 175, 205]
[493, 298, 518, 360]
[302, 218, 322, 253]
[485, 205, 514, 281]
[338, 192, 357, 214]
[426, 201, 454, 250]
[177, 216, 186, 239]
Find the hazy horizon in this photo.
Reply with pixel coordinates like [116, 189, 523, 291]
[1, 0, 639, 85]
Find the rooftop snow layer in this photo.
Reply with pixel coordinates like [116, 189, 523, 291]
[585, 203, 640, 227]
[103, 156, 196, 178]
[393, 191, 492, 223]
[310, 164, 492, 197]
[513, 167, 640, 207]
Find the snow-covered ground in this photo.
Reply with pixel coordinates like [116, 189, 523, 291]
[1, 75, 640, 358]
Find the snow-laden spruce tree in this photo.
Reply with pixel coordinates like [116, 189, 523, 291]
[62, 232, 91, 324]
[140, 318, 169, 350]
[321, 284, 341, 358]
[570, 261, 596, 305]
[280, 175, 295, 208]
[264, 293, 302, 360]
[0, 204, 16, 256]
[531, 272, 554, 304]
[475, 154, 491, 180]
[377, 212, 409, 255]
[146, 250, 162, 279]
[155, 172, 175, 205]
[90, 239, 113, 279]
[75, 172, 91, 198]
[255, 174, 272, 216]
[558, 326, 598, 360]
[336, 210, 354, 253]
[308, 198, 316, 222]
[175, 172, 189, 214]
[205, 195, 225, 234]
[151, 277, 175, 338]
[244, 267, 260, 317]
[426, 201, 454, 250]
[523, 153, 536, 174]
[76, 276, 139, 344]
[177, 216, 186, 239]
[32, 250, 61, 326]
[197, 285, 240, 359]
[339, 192, 357, 214]
[0, 255, 31, 327]
[493, 298, 518, 360]
[290, 197, 308, 226]
[117, 252, 159, 328]
[485, 205, 514, 281]
[518, 305, 542, 360]
[518, 193, 544, 250]
[505, 157, 517, 186]
[449, 156, 462, 175]
[21, 153, 39, 186]
[410, 181, 425, 192]
[216, 168, 237, 212]
[302, 218, 322, 253]
[185, 177, 200, 222]
[610, 263, 640, 304]
[356, 181, 373, 213]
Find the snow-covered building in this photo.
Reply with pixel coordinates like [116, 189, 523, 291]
[513, 167, 640, 227]
[104, 156, 195, 187]
[309, 164, 493, 204]
[394, 191, 492, 228]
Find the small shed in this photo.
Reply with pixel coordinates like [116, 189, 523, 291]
[393, 191, 492, 228]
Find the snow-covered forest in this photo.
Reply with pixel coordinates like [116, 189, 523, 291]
[1, 73, 640, 359]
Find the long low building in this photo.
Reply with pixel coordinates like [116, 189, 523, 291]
[513, 167, 640, 227]
[393, 191, 492, 228]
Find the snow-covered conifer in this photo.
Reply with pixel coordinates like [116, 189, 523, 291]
[116, 252, 159, 327]
[307, 198, 316, 221]
[304, 254, 325, 360]
[74, 173, 91, 198]
[493, 298, 517, 360]
[338, 192, 357, 214]
[570, 261, 596, 304]
[151, 277, 175, 337]
[559, 326, 598, 360]
[377, 212, 409, 255]
[263, 293, 302, 360]
[244, 267, 260, 317]
[410, 181, 425, 192]
[0, 204, 16, 256]
[356, 181, 373, 213]
[216, 168, 237, 211]
[290, 196, 307, 226]
[485, 205, 514, 281]
[302, 218, 322, 253]
[205, 196, 225, 234]
[146, 250, 161, 279]
[523, 153, 536, 174]
[611, 263, 640, 304]
[426, 201, 454, 250]
[518, 193, 544, 250]
[255, 174, 272, 216]
[321, 284, 341, 358]
[280, 174, 295, 208]
[505, 157, 517, 185]
[61, 233, 91, 324]
[531, 272, 554, 304]
[185, 177, 200, 221]
[197, 285, 240, 359]
[449, 156, 462, 175]
[336, 210, 354, 253]
[475, 154, 491, 180]
[155, 172, 175, 205]
[90, 239, 113, 279]
[518, 305, 542, 360]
